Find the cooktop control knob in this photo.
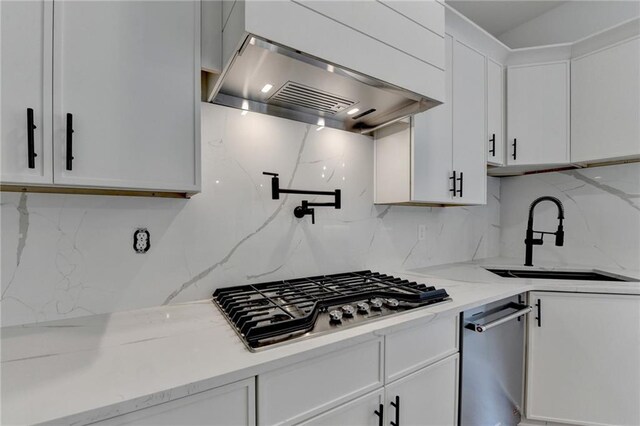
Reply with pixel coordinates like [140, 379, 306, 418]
[341, 305, 356, 316]
[356, 302, 370, 313]
[386, 298, 400, 309]
[329, 310, 343, 322]
[370, 298, 383, 310]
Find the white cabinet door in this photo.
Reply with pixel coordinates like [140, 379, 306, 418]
[487, 59, 504, 165]
[571, 37, 640, 163]
[527, 292, 640, 425]
[375, 34, 488, 205]
[507, 62, 570, 166]
[452, 40, 486, 205]
[94, 378, 255, 426]
[52, 1, 200, 192]
[298, 390, 384, 426]
[412, 34, 453, 204]
[1, 0, 53, 184]
[385, 354, 459, 426]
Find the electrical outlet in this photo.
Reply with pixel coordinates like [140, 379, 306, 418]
[418, 224, 426, 241]
[133, 228, 150, 253]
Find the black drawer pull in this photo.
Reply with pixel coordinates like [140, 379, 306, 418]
[489, 133, 495, 156]
[390, 396, 400, 426]
[535, 299, 542, 327]
[457, 172, 463, 197]
[512, 138, 517, 160]
[66, 113, 74, 171]
[449, 171, 457, 197]
[374, 403, 383, 426]
[27, 108, 37, 169]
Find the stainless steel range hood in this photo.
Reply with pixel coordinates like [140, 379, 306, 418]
[212, 36, 442, 134]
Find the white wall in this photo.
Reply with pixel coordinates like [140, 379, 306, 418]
[498, 1, 640, 48]
[500, 163, 640, 270]
[0, 103, 501, 326]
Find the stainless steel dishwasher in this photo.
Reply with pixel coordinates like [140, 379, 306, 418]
[460, 294, 532, 426]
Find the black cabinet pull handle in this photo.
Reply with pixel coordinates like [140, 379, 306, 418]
[66, 113, 74, 171]
[512, 138, 517, 160]
[535, 299, 542, 327]
[489, 133, 495, 156]
[457, 172, 463, 197]
[27, 108, 37, 169]
[449, 171, 457, 197]
[374, 403, 384, 426]
[390, 396, 400, 426]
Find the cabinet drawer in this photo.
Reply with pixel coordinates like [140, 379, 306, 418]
[385, 315, 458, 383]
[258, 338, 384, 425]
[93, 378, 255, 426]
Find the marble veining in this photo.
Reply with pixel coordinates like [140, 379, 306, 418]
[500, 163, 640, 270]
[2, 259, 638, 426]
[1, 104, 501, 326]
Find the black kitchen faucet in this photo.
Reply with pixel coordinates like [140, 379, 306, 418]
[524, 196, 565, 266]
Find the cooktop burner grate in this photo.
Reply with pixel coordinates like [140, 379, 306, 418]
[213, 270, 450, 350]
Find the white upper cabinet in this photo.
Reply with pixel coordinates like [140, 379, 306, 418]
[527, 292, 640, 425]
[571, 36, 640, 163]
[486, 59, 504, 165]
[451, 40, 487, 204]
[506, 61, 570, 166]
[375, 35, 486, 205]
[411, 34, 455, 204]
[52, 1, 200, 192]
[1, 1, 200, 195]
[1, 0, 53, 185]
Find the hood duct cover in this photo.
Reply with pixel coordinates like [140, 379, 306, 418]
[213, 36, 441, 134]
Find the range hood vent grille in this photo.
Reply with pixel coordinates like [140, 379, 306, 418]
[269, 82, 357, 115]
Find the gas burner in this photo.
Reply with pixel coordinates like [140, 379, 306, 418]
[213, 270, 450, 351]
[329, 310, 343, 323]
[341, 305, 356, 316]
[356, 302, 369, 314]
[386, 298, 400, 309]
[370, 298, 383, 310]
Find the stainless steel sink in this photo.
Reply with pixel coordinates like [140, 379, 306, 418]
[486, 268, 635, 282]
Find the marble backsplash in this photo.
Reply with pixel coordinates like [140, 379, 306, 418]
[500, 163, 640, 270]
[1, 103, 501, 326]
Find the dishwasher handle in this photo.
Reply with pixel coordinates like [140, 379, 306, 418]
[466, 303, 532, 333]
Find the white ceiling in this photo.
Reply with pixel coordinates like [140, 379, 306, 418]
[446, 1, 567, 38]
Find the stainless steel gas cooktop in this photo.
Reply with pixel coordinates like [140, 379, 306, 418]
[212, 270, 451, 351]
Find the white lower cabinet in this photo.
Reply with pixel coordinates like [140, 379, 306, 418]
[297, 390, 385, 426]
[93, 378, 255, 425]
[526, 292, 640, 426]
[259, 316, 459, 426]
[385, 354, 459, 426]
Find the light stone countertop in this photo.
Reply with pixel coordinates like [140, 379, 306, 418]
[1, 257, 638, 425]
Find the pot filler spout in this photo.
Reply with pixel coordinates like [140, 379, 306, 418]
[212, 36, 441, 134]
